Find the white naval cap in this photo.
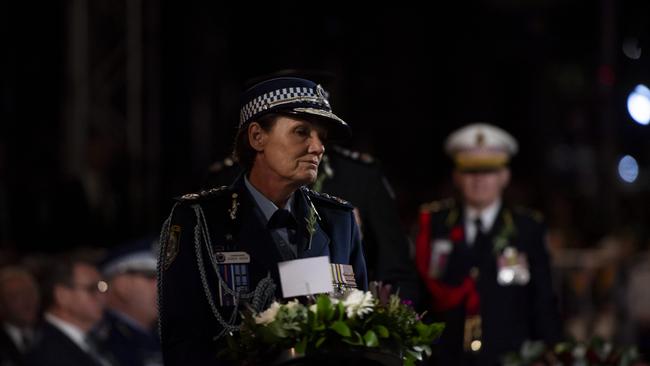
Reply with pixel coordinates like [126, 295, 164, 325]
[444, 123, 518, 171]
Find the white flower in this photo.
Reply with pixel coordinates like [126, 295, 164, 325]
[285, 299, 301, 311]
[254, 302, 281, 325]
[342, 289, 374, 318]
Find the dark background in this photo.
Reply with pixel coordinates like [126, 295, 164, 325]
[1, 1, 649, 254]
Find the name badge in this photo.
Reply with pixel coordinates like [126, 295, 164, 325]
[429, 239, 453, 278]
[215, 251, 251, 264]
[497, 247, 530, 286]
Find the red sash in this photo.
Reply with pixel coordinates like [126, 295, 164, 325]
[415, 210, 479, 315]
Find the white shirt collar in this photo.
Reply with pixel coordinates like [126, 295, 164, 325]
[3, 322, 29, 351]
[464, 199, 502, 245]
[44, 312, 90, 352]
[465, 199, 501, 230]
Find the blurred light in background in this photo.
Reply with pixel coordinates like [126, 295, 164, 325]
[622, 37, 642, 60]
[627, 84, 650, 125]
[618, 155, 639, 183]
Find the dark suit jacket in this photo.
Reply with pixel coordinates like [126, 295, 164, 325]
[0, 327, 25, 366]
[416, 200, 561, 366]
[158, 175, 368, 366]
[25, 322, 105, 366]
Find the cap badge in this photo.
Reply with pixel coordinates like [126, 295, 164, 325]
[476, 131, 485, 147]
[316, 84, 330, 109]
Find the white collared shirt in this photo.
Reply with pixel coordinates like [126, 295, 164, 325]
[44, 312, 90, 352]
[464, 199, 501, 245]
[2, 322, 32, 352]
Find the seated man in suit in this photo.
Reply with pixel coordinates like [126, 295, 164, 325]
[0, 266, 40, 366]
[158, 77, 368, 365]
[26, 255, 114, 366]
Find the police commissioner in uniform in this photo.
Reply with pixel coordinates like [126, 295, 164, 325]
[157, 77, 368, 366]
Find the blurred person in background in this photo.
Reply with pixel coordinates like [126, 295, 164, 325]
[26, 256, 114, 366]
[0, 267, 40, 366]
[415, 123, 561, 366]
[95, 239, 161, 366]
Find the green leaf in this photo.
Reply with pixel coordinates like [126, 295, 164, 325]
[416, 321, 444, 341]
[330, 321, 351, 337]
[421, 344, 432, 356]
[294, 338, 307, 355]
[337, 302, 345, 321]
[317, 295, 333, 321]
[403, 353, 416, 366]
[267, 321, 288, 338]
[315, 336, 327, 348]
[341, 331, 363, 346]
[406, 348, 423, 361]
[363, 330, 379, 347]
[373, 325, 389, 338]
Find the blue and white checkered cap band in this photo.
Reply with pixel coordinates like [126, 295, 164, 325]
[102, 252, 157, 278]
[239, 86, 331, 126]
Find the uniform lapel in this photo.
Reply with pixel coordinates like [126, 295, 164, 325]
[231, 178, 285, 275]
[295, 188, 330, 258]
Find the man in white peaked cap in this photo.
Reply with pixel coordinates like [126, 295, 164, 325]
[416, 123, 561, 366]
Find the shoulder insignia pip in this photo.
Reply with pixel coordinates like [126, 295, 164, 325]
[419, 198, 455, 213]
[175, 186, 229, 203]
[303, 187, 353, 209]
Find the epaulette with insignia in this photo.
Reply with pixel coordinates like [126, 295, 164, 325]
[514, 206, 544, 223]
[331, 145, 375, 164]
[302, 187, 353, 210]
[419, 198, 456, 213]
[174, 186, 230, 203]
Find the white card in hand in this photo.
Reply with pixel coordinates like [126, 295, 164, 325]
[278, 256, 333, 298]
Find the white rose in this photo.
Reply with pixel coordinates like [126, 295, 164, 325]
[342, 289, 374, 318]
[285, 299, 301, 310]
[254, 302, 281, 325]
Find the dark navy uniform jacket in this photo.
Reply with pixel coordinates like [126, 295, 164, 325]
[158, 175, 367, 366]
[96, 310, 162, 366]
[416, 200, 561, 366]
[204, 147, 418, 306]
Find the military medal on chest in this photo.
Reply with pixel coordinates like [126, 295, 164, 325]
[497, 246, 530, 286]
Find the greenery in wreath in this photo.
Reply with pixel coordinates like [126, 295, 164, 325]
[503, 338, 647, 366]
[220, 287, 444, 365]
